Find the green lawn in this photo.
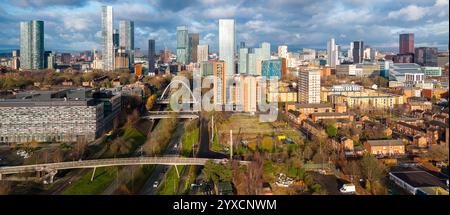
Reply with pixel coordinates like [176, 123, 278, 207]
[158, 166, 185, 195]
[123, 127, 147, 149]
[62, 167, 118, 195]
[181, 128, 199, 157]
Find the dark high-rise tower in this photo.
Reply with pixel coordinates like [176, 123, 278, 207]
[352, 41, 364, 64]
[148, 39, 155, 73]
[113, 29, 119, 48]
[399, 33, 414, 54]
[189, 33, 199, 63]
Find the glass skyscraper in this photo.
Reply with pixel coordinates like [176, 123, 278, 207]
[102, 5, 114, 71]
[20, 20, 44, 70]
[219, 19, 235, 77]
[119, 20, 134, 69]
[176, 26, 189, 65]
[189, 33, 199, 63]
[352, 41, 364, 64]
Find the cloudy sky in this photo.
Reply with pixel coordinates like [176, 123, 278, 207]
[0, 0, 448, 52]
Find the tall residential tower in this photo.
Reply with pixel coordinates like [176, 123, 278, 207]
[19, 20, 44, 70]
[219, 19, 236, 77]
[101, 5, 114, 71]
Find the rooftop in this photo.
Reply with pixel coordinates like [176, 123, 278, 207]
[390, 166, 448, 189]
[366, 139, 403, 147]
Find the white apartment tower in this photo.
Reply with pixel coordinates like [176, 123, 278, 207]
[327, 38, 339, 68]
[298, 70, 321, 104]
[219, 19, 236, 77]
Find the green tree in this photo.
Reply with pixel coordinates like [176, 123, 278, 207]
[325, 124, 338, 138]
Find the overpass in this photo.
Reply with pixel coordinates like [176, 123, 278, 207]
[0, 157, 249, 182]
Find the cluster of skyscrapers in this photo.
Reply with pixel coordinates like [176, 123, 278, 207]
[176, 26, 200, 65]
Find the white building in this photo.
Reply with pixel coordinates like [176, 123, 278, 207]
[219, 19, 235, 77]
[101, 5, 114, 71]
[298, 70, 321, 104]
[327, 38, 339, 68]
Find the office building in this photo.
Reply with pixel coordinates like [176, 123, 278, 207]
[148, 39, 155, 72]
[197, 44, 209, 63]
[415, 47, 438, 67]
[388, 63, 422, 82]
[176, 26, 189, 65]
[327, 38, 339, 68]
[352, 41, 364, 64]
[399, 33, 414, 54]
[102, 5, 114, 71]
[219, 19, 235, 77]
[0, 88, 121, 143]
[239, 48, 248, 74]
[20, 20, 44, 70]
[189, 33, 199, 63]
[421, 67, 442, 77]
[262, 59, 283, 79]
[298, 70, 321, 104]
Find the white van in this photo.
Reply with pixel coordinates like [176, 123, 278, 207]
[340, 184, 356, 193]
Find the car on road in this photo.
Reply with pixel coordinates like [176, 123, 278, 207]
[153, 181, 159, 188]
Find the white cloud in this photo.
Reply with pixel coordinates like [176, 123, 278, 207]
[388, 5, 429, 21]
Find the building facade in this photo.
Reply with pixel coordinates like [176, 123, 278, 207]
[415, 47, 438, 67]
[0, 88, 121, 143]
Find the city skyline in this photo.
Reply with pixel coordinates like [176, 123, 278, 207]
[0, 0, 448, 52]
